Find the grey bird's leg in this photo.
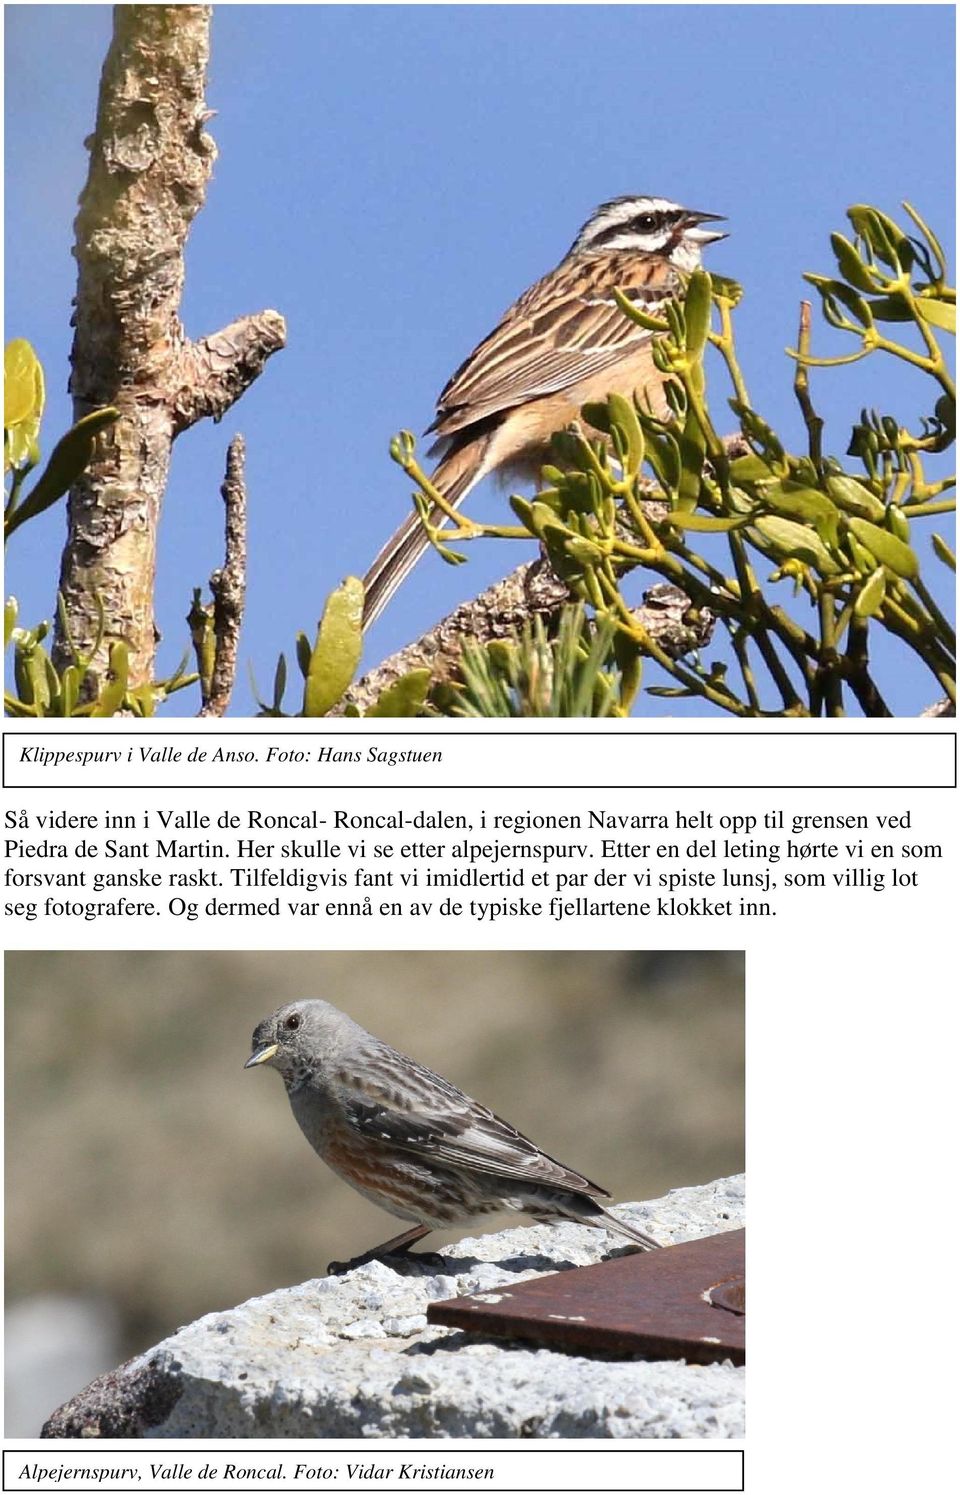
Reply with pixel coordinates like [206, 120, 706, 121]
[327, 1223, 436, 1276]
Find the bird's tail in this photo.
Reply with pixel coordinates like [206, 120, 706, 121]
[361, 435, 488, 632]
[530, 1192, 661, 1251]
[592, 1205, 661, 1252]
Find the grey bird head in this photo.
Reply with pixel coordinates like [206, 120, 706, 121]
[570, 195, 727, 270]
[245, 999, 362, 1086]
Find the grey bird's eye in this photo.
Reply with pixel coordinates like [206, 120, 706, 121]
[284, 1013, 301, 1031]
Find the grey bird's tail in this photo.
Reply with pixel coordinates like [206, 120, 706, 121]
[553, 1196, 657, 1255]
[534, 1192, 661, 1251]
[591, 1204, 661, 1251]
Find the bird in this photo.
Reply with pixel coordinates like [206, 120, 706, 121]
[245, 999, 661, 1272]
[361, 194, 727, 629]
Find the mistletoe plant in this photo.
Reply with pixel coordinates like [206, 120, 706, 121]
[388, 202, 955, 717]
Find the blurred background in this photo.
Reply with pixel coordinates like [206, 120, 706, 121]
[5, 948, 743, 1433]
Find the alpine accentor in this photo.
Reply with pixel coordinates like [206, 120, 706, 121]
[245, 999, 660, 1271]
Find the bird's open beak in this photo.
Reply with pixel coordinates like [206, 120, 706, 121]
[244, 1041, 279, 1069]
[685, 210, 728, 245]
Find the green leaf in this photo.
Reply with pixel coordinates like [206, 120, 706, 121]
[606, 392, 645, 473]
[709, 273, 743, 306]
[730, 401, 786, 466]
[7, 407, 119, 537]
[932, 533, 955, 572]
[684, 269, 712, 356]
[916, 298, 956, 334]
[529, 486, 564, 517]
[528, 500, 572, 541]
[564, 535, 603, 563]
[4, 596, 17, 647]
[89, 641, 130, 717]
[864, 293, 913, 323]
[886, 505, 910, 544]
[303, 576, 364, 717]
[854, 566, 886, 619]
[4, 340, 44, 429]
[366, 668, 432, 717]
[825, 473, 885, 520]
[389, 430, 416, 467]
[761, 480, 839, 541]
[295, 631, 312, 679]
[747, 516, 841, 575]
[830, 233, 881, 294]
[509, 495, 536, 531]
[847, 518, 918, 579]
[613, 629, 643, 711]
[59, 664, 81, 717]
[486, 640, 518, 675]
[729, 454, 772, 484]
[676, 405, 706, 510]
[272, 652, 287, 712]
[21, 640, 53, 710]
[828, 279, 875, 328]
[613, 286, 670, 333]
[4, 339, 45, 471]
[665, 511, 751, 533]
[902, 201, 948, 283]
[126, 684, 157, 717]
[580, 402, 611, 435]
[848, 205, 912, 272]
[642, 429, 681, 495]
[806, 275, 873, 329]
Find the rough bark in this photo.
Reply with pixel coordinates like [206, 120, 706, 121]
[198, 434, 247, 717]
[340, 561, 713, 714]
[54, 5, 285, 690]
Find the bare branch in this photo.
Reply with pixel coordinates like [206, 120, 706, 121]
[340, 561, 713, 715]
[198, 435, 248, 717]
[172, 314, 287, 432]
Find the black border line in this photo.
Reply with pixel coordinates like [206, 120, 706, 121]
[2, 730, 956, 792]
[2, 1447, 745, 1495]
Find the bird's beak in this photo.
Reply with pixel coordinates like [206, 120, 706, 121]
[244, 1041, 279, 1069]
[685, 210, 728, 245]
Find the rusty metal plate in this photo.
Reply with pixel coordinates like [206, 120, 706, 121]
[427, 1228, 745, 1365]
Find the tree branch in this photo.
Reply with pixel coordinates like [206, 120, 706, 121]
[341, 561, 713, 714]
[198, 434, 247, 717]
[53, 5, 285, 693]
[171, 314, 287, 432]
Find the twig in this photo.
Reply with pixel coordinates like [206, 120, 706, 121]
[199, 435, 247, 717]
[843, 617, 892, 717]
[793, 301, 824, 471]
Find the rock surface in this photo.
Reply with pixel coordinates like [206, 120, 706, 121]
[43, 1175, 745, 1439]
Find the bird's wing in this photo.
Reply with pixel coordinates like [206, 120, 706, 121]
[428, 251, 680, 438]
[343, 1047, 610, 1199]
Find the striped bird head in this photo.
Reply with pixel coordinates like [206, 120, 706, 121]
[569, 195, 727, 269]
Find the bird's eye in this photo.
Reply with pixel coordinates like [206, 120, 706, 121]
[635, 214, 658, 233]
[284, 1013, 301, 1031]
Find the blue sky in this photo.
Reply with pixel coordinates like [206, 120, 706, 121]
[4, 4, 956, 716]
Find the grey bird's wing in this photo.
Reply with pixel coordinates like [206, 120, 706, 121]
[342, 1052, 613, 1201]
[343, 1050, 611, 1200]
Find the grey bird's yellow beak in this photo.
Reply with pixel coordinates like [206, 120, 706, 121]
[244, 1041, 279, 1069]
